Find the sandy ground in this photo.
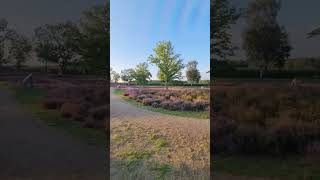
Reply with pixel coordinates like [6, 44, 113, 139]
[110, 88, 210, 179]
[0, 88, 107, 180]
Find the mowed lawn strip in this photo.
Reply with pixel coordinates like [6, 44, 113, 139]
[113, 88, 209, 119]
[2, 82, 106, 146]
[215, 155, 320, 180]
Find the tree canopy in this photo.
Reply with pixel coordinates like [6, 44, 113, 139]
[133, 62, 152, 85]
[79, 4, 109, 74]
[211, 0, 242, 62]
[121, 68, 135, 84]
[34, 22, 82, 74]
[186, 60, 201, 85]
[243, 0, 291, 79]
[148, 41, 184, 89]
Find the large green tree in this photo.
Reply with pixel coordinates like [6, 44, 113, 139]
[79, 4, 109, 74]
[111, 70, 120, 83]
[211, 0, 241, 64]
[8, 31, 32, 70]
[0, 18, 10, 67]
[34, 22, 82, 74]
[133, 62, 152, 85]
[186, 60, 201, 86]
[148, 41, 184, 89]
[121, 68, 135, 84]
[243, 0, 291, 79]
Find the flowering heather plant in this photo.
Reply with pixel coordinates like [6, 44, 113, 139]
[142, 98, 155, 106]
[213, 85, 320, 155]
[122, 87, 209, 112]
[160, 100, 171, 110]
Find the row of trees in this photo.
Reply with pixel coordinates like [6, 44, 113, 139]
[111, 41, 202, 89]
[212, 0, 292, 79]
[0, 3, 109, 75]
[0, 19, 32, 69]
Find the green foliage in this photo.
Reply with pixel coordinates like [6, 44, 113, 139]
[211, 0, 242, 63]
[121, 68, 135, 83]
[8, 31, 32, 70]
[34, 22, 82, 74]
[243, 0, 292, 78]
[78, 4, 109, 75]
[186, 60, 201, 85]
[148, 41, 184, 89]
[111, 70, 120, 83]
[133, 62, 152, 85]
[0, 18, 11, 67]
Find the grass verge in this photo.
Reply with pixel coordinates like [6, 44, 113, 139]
[214, 155, 320, 180]
[1, 82, 106, 146]
[113, 89, 209, 119]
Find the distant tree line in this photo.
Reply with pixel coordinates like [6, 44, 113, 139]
[111, 41, 205, 89]
[0, 3, 109, 76]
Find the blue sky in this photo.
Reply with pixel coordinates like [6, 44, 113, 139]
[111, 0, 210, 80]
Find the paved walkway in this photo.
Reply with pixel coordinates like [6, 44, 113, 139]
[0, 89, 107, 180]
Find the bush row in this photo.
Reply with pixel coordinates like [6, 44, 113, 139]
[213, 85, 320, 155]
[125, 88, 210, 112]
[43, 86, 108, 129]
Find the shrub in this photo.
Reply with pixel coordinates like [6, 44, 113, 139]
[142, 98, 154, 106]
[181, 94, 193, 101]
[152, 102, 160, 108]
[181, 101, 194, 111]
[129, 92, 139, 100]
[82, 117, 106, 129]
[160, 100, 171, 109]
[90, 106, 108, 120]
[43, 98, 65, 109]
[169, 100, 183, 111]
[60, 103, 81, 118]
[137, 94, 147, 101]
[193, 100, 208, 112]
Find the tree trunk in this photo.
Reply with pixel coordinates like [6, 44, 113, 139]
[45, 60, 48, 73]
[165, 81, 168, 90]
[259, 69, 263, 80]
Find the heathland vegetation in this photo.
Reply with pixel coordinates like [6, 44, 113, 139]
[212, 0, 320, 179]
[0, 3, 109, 142]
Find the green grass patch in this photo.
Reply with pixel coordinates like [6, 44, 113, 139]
[112, 134, 122, 142]
[116, 150, 152, 169]
[113, 89, 209, 119]
[154, 138, 167, 150]
[150, 162, 172, 179]
[117, 150, 152, 160]
[1, 84, 106, 146]
[214, 155, 320, 180]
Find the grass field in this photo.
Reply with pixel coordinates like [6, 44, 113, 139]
[113, 88, 209, 119]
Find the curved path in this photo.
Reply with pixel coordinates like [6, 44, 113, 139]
[110, 88, 210, 148]
[110, 88, 210, 179]
[0, 88, 107, 180]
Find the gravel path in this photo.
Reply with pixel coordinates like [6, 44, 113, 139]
[110, 88, 210, 142]
[0, 88, 107, 180]
[110, 88, 210, 179]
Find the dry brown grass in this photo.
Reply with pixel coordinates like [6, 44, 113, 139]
[111, 120, 209, 180]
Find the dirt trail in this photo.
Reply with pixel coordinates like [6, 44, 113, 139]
[110, 88, 210, 179]
[0, 89, 107, 180]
